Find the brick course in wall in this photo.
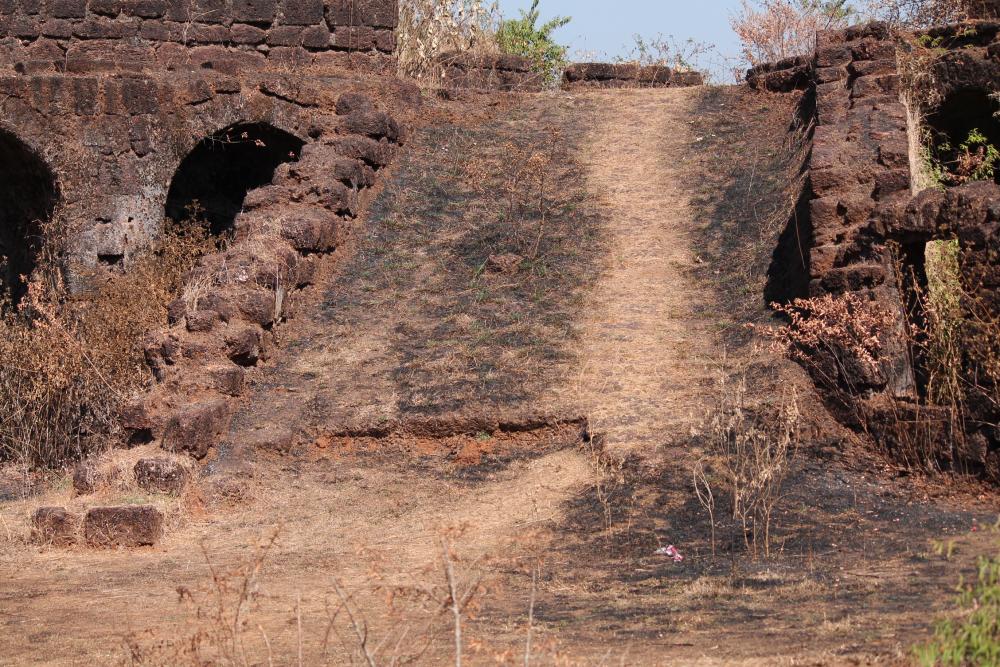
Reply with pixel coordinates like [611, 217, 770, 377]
[0, 0, 398, 75]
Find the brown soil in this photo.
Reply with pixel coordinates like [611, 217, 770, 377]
[2, 86, 998, 666]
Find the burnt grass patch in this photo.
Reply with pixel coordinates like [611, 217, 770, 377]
[681, 86, 813, 349]
[318, 112, 608, 418]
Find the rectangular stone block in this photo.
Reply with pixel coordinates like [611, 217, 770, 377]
[50, 0, 86, 19]
[73, 17, 139, 39]
[165, 0, 190, 20]
[160, 397, 232, 458]
[73, 77, 99, 114]
[232, 0, 275, 23]
[816, 43, 852, 68]
[325, 0, 397, 28]
[193, 0, 226, 23]
[300, 22, 328, 47]
[140, 19, 184, 41]
[40, 18, 73, 37]
[10, 15, 39, 38]
[123, 0, 169, 17]
[84, 506, 164, 547]
[266, 24, 301, 45]
[32, 507, 81, 546]
[331, 24, 374, 50]
[88, 0, 122, 14]
[121, 77, 158, 113]
[279, 0, 321, 24]
[188, 22, 229, 42]
[230, 21, 264, 42]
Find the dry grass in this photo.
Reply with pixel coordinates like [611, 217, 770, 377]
[0, 217, 210, 467]
[397, 0, 501, 81]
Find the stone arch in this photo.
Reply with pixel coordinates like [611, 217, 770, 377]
[0, 129, 58, 306]
[926, 88, 1000, 185]
[164, 122, 306, 239]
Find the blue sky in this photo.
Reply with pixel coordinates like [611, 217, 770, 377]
[498, 0, 745, 79]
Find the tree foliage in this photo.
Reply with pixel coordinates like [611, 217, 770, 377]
[496, 0, 570, 82]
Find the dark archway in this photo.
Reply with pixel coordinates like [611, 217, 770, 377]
[165, 123, 305, 238]
[926, 89, 1000, 185]
[0, 130, 57, 306]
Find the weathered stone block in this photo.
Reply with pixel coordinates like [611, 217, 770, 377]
[300, 22, 329, 48]
[121, 77, 159, 114]
[186, 309, 219, 331]
[84, 506, 164, 547]
[232, 0, 276, 22]
[40, 18, 73, 37]
[279, 0, 322, 24]
[161, 398, 232, 458]
[266, 24, 301, 46]
[225, 327, 266, 366]
[134, 457, 190, 494]
[32, 507, 81, 546]
[207, 363, 245, 396]
[342, 108, 400, 142]
[331, 23, 375, 49]
[188, 22, 229, 43]
[50, 0, 86, 19]
[325, 0, 397, 28]
[230, 22, 265, 43]
[193, 0, 225, 22]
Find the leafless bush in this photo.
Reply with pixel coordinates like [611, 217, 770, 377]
[731, 0, 853, 68]
[124, 530, 490, 666]
[397, 0, 500, 80]
[616, 34, 717, 73]
[463, 130, 561, 261]
[0, 216, 209, 467]
[695, 371, 799, 558]
[862, 0, 969, 27]
[759, 292, 898, 376]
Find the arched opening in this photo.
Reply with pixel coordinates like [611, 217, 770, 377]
[164, 123, 305, 239]
[925, 89, 1000, 186]
[0, 130, 57, 307]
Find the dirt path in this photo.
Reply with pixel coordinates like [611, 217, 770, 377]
[572, 88, 719, 457]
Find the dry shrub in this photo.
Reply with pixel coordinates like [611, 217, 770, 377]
[730, 0, 853, 68]
[123, 530, 492, 666]
[0, 217, 210, 467]
[760, 292, 897, 376]
[617, 33, 717, 74]
[863, 0, 969, 27]
[694, 370, 799, 558]
[397, 0, 500, 80]
[463, 130, 560, 260]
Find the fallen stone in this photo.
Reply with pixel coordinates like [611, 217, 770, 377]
[160, 398, 232, 459]
[72, 460, 101, 495]
[134, 457, 190, 495]
[84, 506, 164, 547]
[32, 507, 81, 546]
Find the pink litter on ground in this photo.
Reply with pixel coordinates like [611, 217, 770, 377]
[655, 545, 684, 562]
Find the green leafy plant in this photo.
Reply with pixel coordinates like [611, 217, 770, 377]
[495, 0, 570, 82]
[914, 554, 1000, 666]
[924, 127, 1000, 187]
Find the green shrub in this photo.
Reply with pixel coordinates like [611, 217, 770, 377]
[915, 554, 1000, 666]
[495, 0, 570, 82]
